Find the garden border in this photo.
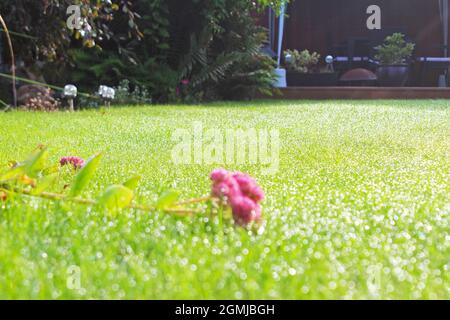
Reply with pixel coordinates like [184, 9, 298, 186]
[257, 87, 450, 100]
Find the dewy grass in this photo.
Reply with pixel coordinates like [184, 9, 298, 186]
[0, 100, 449, 299]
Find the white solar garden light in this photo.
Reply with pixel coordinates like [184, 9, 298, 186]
[284, 53, 293, 65]
[325, 55, 334, 73]
[98, 85, 107, 98]
[63, 84, 77, 112]
[106, 87, 115, 100]
[98, 85, 115, 108]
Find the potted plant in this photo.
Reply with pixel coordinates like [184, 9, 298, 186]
[374, 33, 415, 86]
[284, 49, 338, 87]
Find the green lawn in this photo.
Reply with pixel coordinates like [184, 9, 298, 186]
[0, 100, 449, 299]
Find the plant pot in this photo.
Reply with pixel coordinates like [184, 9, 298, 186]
[376, 65, 409, 87]
[286, 72, 338, 87]
[273, 68, 287, 88]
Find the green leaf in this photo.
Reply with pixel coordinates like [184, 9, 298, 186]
[123, 175, 141, 191]
[42, 164, 60, 176]
[0, 147, 47, 182]
[31, 174, 57, 195]
[156, 190, 181, 210]
[24, 147, 49, 178]
[70, 153, 102, 197]
[157, 43, 170, 50]
[97, 185, 134, 211]
[0, 166, 25, 182]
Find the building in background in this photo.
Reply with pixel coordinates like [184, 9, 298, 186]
[261, 0, 450, 86]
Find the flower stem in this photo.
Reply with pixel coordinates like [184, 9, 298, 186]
[175, 196, 211, 206]
[1, 187, 202, 216]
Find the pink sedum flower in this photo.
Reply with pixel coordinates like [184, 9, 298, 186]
[211, 177, 240, 200]
[60, 156, 85, 169]
[210, 168, 229, 183]
[210, 168, 264, 226]
[231, 195, 258, 226]
[233, 172, 265, 202]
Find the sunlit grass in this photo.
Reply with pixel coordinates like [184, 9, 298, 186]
[0, 100, 449, 299]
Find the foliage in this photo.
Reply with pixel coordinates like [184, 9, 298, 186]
[254, 0, 291, 15]
[114, 80, 152, 105]
[17, 85, 60, 111]
[1, 0, 279, 103]
[374, 33, 415, 65]
[21, 95, 60, 112]
[0, 147, 207, 217]
[168, 0, 277, 101]
[66, 0, 278, 102]
[69, 48, 128, 86]
[217, 51, 276, 100]
[1, 146, 265, 225]
[284, 49, 321, 73]
[0, 1, 141, 65]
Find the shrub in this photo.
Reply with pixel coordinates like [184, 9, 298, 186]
[114, 80, 152, 105]
[170, 0, 277, 101]
[1, 0, 285, 104]
[17, 85, 59, 111]
[67, 0, 277, 103]
[284, 49, 321, 73]
[374, 33, 415, 65]
[0, 1, 141, 69]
